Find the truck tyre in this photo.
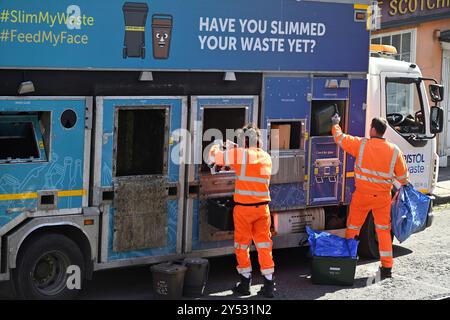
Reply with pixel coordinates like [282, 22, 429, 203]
[13, 233, 85, 300]
[358, 213, 380, 259]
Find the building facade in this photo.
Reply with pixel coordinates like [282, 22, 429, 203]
[372, 0, 450, 166]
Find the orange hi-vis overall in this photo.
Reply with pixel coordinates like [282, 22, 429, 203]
[332, 124, 409, 268]
[210, 145, 274, 276]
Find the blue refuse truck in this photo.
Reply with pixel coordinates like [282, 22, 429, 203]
[0, 0, 443, 298]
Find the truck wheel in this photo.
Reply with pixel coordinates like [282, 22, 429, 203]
[358, 213, 380, 259]
[13, 233, 84, 300]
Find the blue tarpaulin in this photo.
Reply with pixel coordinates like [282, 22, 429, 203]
[306, 227, 359, 258]
[391, 184, 430, 243]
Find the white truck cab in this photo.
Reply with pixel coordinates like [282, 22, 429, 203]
[367, 46, 445, 195]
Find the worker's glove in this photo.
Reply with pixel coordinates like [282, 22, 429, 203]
[225, 139, 238, 150]
[331, 113, 341, 125]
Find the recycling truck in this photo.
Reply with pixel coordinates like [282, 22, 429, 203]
[0, 0, 444, 299]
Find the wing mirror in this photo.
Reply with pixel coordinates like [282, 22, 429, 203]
[429, 84, 444, 103]
[430, 106, 444, 134]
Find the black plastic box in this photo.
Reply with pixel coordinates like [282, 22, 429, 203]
[207, 198, 234, 231]
[311, 256, 358, 286]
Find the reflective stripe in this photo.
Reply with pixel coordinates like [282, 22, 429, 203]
[337, 134, 345, 146]
[348, 224, 361, 231]
[379, 251, 393, 257]
[355, 173, 393, 184]
[354, 140, 400, 181]
[235, 190, 270, 197]
[375, 224, 390, 231]
[389, 147, 399, 176]
[237, 175, 270, 184]
[256, 242, 271, 249]
[224, 150, 230, 166]
[237, 267, 252, 274]
[236, 149, 270, 184]
[235, 243, 250, 250]
[395, 173, 408, 180]
[357, 138, 367, 168]
[333, 130, 343, 139]
[355, 165, 392, 178]
[261, 268, 275, 276]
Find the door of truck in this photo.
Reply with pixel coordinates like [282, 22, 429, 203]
[94, 97, 187, 263]
[0, 97, 92, 233]
[185, 96, 258, 256]
[380, 73, 435, 193]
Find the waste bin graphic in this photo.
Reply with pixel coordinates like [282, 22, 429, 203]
[122, 2, 149, 59]
[152, 14, 173, 59]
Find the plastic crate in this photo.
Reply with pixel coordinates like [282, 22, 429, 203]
[311, 256, 358, 286]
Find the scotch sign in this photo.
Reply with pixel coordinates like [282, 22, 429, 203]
[379, 0, 450, 27]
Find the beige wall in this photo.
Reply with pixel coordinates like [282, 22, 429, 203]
[374, 18, 450, 82]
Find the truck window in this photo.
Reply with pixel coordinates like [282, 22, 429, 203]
[115, 108, 167, 177]
[0, 113, 50, 163]
[385, 78, 425, 136]
[201, 107, 246, 172]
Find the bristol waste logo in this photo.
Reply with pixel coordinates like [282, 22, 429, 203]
[122, 2, 172, 60]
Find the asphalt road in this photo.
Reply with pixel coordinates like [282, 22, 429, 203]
[2, 206, 450, 300]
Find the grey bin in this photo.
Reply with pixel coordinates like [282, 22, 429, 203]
[183, 258, 209, 297]
[122, 2, 149, 59]
[150, 262, 187, 299]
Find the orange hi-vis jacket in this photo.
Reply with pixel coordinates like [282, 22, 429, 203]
[332, 124, 410, 194]
[209, 145, 272, 204]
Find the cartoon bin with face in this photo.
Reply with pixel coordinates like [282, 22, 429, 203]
[152, 14, 173, 60]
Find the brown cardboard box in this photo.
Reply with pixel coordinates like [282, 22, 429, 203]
[271, 124, 291, 150]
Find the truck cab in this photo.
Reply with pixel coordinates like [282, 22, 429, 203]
[358, 45, 445, 257]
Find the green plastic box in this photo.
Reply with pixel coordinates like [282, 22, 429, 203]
[311, 256, 358, 286]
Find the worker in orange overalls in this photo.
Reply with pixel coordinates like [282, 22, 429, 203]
[331, 115, 409, 279]
[208, 123, 275, 298]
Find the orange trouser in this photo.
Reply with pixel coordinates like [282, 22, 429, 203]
[233, 204, 275, 275]
[346, 190, 394, 268]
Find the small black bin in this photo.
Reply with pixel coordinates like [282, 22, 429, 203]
[311, 256, 358, 286]
[122, 2, 149, 59]
[150, 262, 187, 299]
[207, 198, 234, 231]
[183, 258, 209, 297]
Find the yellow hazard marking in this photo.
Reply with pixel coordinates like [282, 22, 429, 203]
[0, 190, 86, 201]
[346, 172, 355, 178]
[354, 3, 369, 10]
[125, 26, 145, 32]
[57, 190, 86, 197]
[169, 136, 174, 145]
[39, 141, 44, 149]
[336, 166, 340, 174]
[304, 175, 309, 181]
[314, 168, 319, 175]
[0, 192, 37, 201]
[418, 189, 428, 194]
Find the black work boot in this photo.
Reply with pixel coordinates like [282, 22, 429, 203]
[232, 274, 251, 295]
[379, 266, 392, 280]
[258, 277, 275, 298]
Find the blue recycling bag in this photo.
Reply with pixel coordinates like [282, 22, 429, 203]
[306, 226, 359, 258]
[391, 183, 430, 243]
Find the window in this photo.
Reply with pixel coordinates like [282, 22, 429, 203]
[115, 108, 167, 176]
[201, 107, 246, 172]
[371, 30, 415, 62]
[0, 121, 39, 161]
[0, 113, 50, 163]
[269, 121, 304, 151]
[386, 78, 425, 135]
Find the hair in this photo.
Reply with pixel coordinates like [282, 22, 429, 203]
[236, 123, 263, 148]
[371, 117, 388, 136]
